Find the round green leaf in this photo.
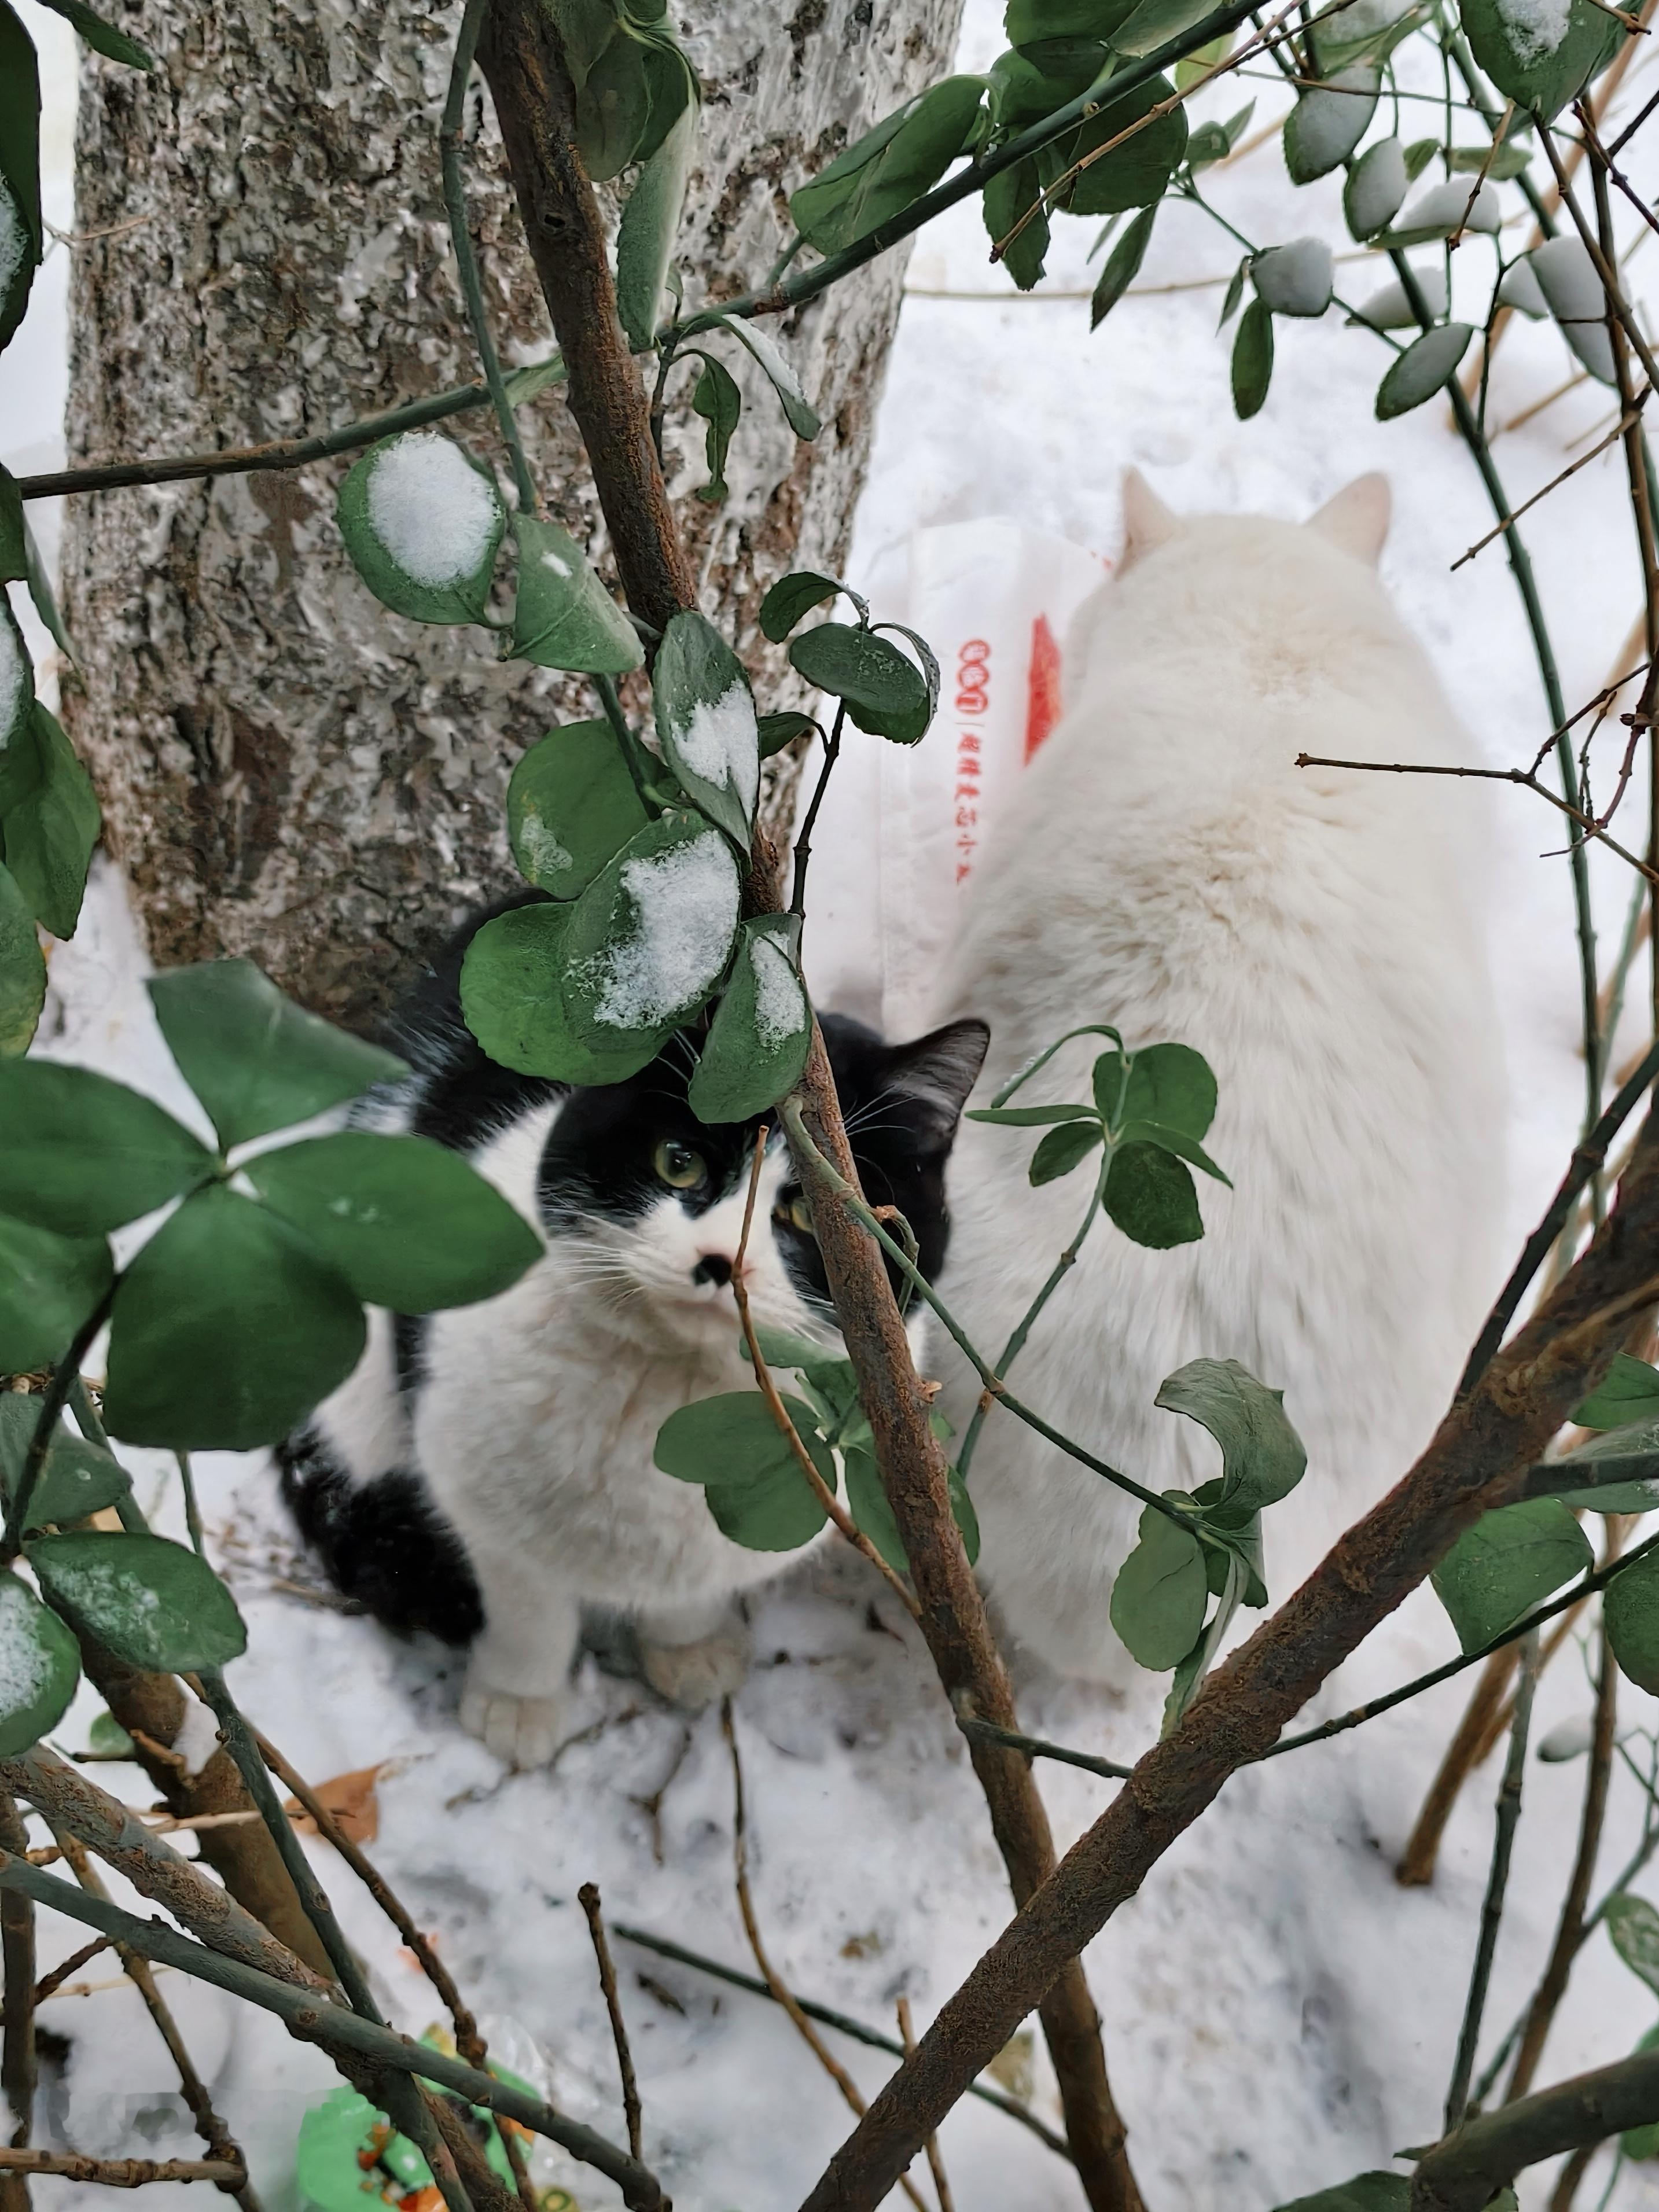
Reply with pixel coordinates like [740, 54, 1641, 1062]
[4, 704, 100, 941]
[688, 916, 812, 1126]
[0, 1574, 79, 1758]
[148, 958, 407, 1149]
[1607, 1894, 1659, 1994]
[1608, 1545, 1659, 1693]
[28, 1529, 247, 1671]
[654, 1389, 833, 1552]
[1099, 1041, 1217, 1139]
[1344, 137, 1408, 240]
[459, 899, 667, 1085]
[507, 720, 649, 900]
[1154, 1358, 1306, 1511]
[103, 1185, 366, 1450]
[1460, 0, 1628, 118]
[1375, 323, 1473, 419]
[1433, 1497, 1592, 1654]
[652, 610, 760, 849]
[1111, 0, 1219, 57]
[845, 1445, 907, 1573]
[0, 1214, 111, 1372]
[336, 431, 505, 626]
[1575, 1353, 1659, 1430]
[1231, 297, 1274, 419]
[759, 573, 844, 643]
[0, 1061, 212, 1235]
[0, 1398, 129, 1530]
[508, 514, 642, 677]
[562, 811, 741, 1050]
[1110, 1503, 1208, 1669]
[757, 710, 819, 759]
[1054, 75, 1187, 218]
[788, 623, 933, 744]
[1282, 65, 1379, 184]
[1029, 1118, 1105, 1186]
[790, 76, 987, 255]
[1103, 1142, 1204, 1245]
[0, 2, 42, 354]
[245, 1131, 541, 1313]
[0, 859, 44, 1055]
[0, 598, 35, 778]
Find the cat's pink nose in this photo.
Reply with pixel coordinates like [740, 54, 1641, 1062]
[691, 1253, 733, 1287]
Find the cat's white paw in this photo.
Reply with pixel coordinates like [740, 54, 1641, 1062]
[458, 1674, 569, 1769]
[641, 1629, 750, 1711]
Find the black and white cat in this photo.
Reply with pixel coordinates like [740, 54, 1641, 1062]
[279, 894, 987, 1768]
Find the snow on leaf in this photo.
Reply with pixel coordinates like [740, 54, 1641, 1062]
[751, 929, 807, 1051]
[674, 682, 760, 824]
[1253, 239, 1334, 318]
[588, 830, 740, 1033]
[365, 432, 503, 588]
[1496, 0, 1572, 60]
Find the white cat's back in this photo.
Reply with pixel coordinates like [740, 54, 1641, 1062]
[934, 487, 1506, 1685]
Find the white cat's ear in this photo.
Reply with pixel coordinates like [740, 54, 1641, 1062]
[1308, 473, 1391, 565]
[1119, 468, 1181, 570]
[884, 1020, 990, 1149]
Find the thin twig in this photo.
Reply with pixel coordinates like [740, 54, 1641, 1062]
[30, 1933, 112, 2005]
[955, 1720, 1135, 1782]
[1398, 1649, 1520, 1888]
[897, 1998, 955, 2212]
[578, 1886, 643, 2162]
[1451, 404, 1647, 569]
[0, 1797, 32, 2212]
[0, 2150, 245, 2187]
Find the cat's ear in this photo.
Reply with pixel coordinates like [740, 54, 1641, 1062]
[882, 1019, 990, 1149]
[1308, 473, 1391, 565]
[1119, 468, 1181, 571]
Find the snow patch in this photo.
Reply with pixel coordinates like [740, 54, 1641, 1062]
[590, 832, 739, 1030]
[0, 612, 27, 741]
[172, 1688, 223, 1778]
[517, 803, 575, 884]
[1348, 263, 1448, 330]
[1531, 235, 1618, 381]
[751, 932, 807, 1051]
[1252, 239, 1333, 318]
[540, 549, 573, 579]
[1396, 178, 1502, 235]
[1288, 65, 1377, 172]
[366, 433, 501, 588]
[1496, 0, 1572, 60]
[0, 1581, 52, 1713]
[673, 682, 759, 819]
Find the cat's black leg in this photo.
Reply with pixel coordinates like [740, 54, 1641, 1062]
[277, 1431, 484, 1647]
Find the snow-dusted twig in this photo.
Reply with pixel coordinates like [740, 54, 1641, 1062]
[579, 1885, 643, 2162]
[0, 2149, 246, 2187]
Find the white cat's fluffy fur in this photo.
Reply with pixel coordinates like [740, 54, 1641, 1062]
[933, 471, 1507, 1688]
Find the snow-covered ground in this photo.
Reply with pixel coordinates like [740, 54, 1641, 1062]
[10, 1, 1659, 2206]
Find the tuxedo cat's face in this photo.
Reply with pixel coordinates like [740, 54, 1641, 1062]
[532, 1014, 988, 1352]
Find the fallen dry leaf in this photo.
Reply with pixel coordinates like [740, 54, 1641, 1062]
[284, 1763, 384, 1845]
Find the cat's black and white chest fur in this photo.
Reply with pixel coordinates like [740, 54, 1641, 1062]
[279, 896, 986, 1768]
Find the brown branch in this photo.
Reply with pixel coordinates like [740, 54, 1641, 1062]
[30, 1933, 113, 2005]
[0, 2150, 245, 2187]
[1397, 1648, 1520, 1887]
[0, 1798, 32, 2212]
[797, 1104, 1659, 2211]
[1450, 406, 1647, 570]
[1536, 121, 1659, 396]
[1549, 2140, 1599, 2210]
[1412, 2047, 1659, 2210]
[579, 1886, 643, 2163]
[897, 2000, 954, 2212]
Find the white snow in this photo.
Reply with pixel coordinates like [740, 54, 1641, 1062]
[751, 930, 807, 1051]
[364, 430, 502, 588]
[1344, 137, 1408, 238]
[1253, 238, 1334, 318]
[589, 830, 739, 1030]
[1531, 235, 1620, 382]
[1395, 178, 1503, 236]
[1496, 0, 1573, 62]
[172, 1688, 223, 1778]
[1288, 64, 1378, 173]
[0, 180, 25, 308]
[540, 547, 573, 577]
[1498, 257, 1551, 319]
[673, 680, 760, 819]
[0, 1578, 53, 1711]
[1347, 262, 1450, 329]
[515, 801, 575, 884]
[0, 608, 27, 739]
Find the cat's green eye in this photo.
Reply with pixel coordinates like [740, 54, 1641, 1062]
[774, 1192, 814, 1236]
[653, 1138, 708, 1191]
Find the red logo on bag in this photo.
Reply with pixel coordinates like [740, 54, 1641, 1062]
[955, 639, 991, 716]
[1025, 614, 1062, 760]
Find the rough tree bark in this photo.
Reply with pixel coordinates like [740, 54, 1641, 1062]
[58, 0, 961, 1028]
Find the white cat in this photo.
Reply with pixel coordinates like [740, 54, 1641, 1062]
[932, 472, 1507, 1689]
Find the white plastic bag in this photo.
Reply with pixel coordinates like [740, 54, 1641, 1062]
[801, 519, 1104, 1042]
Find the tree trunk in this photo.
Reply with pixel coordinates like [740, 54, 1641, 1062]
[58, 0, 961, 1029]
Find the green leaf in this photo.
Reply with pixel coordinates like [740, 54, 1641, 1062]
[1110, 1501, 1208, 1669]
[616, 94, 697, 348]
[1091, 201, 1156, 327]
[36, 0, 155, 67]
[1218, 257, 1248, 328]
[1375, 323, 1474, 418]
[0, 1397, 129, 1529]
[0, 1574, 79, 1758]
[1006, 0, 1136, 36]
[652, 610, 759, 850]
[1344, 137, 1408, 240]
[700, 314, 821, 440]
[984, 157, 1050, 292]
[30, 1529, 247, 1670]
[988, 39, 1105, 128]
[567, 20, 655, 179]
[1459, 0, 1629, 119]
[1111, 0, 1219, 55]
[509, 514, 642, 677]
[845, 1444, 908, 1572]
[1117, 1119, 1231, 1184]
[0, 858, 43, 1055]
[1231, 296, 1274, 418]
[654, 1389, 833, 1550]
[690, 352, 741, 504]
[1269, 2177, 1409, 2212]
[746, 1323, 841, 1375]
[0, 465, 21, 583]
[1177, 34, 1237, 92]
[562, 810, 741, 1050]
[0, 599, 35, 794]
[1098, 1040, 1216, 1138]
[0, 1216, 112, 1371]
[102, 1184, 366, 1450]
[1574, 1352, 1659, 1430]
[21, 513, 72, 665]
[335, 432, 506, 627]
[507, 720, 649, 902]
[3, 704, 100, 940]
[948, 1462, 981, 1565]
[244, 1132, 541, 1314]
[1605, 1892, 1659, 1994]
[1282, 65, 1380, 184]
[757, 710, 818, 758]
[1403, 136, 1439, 180]
[1103, 1142, 1203, 1246]
[1053, 73, 1187, 217]
[1531, 1418, 1659, 1514]
[147, 958, 406, 1150]
[1607, 1545, 1659, 1692]
[969, 1101, 1097, 1127]
[1029, 1118, 1104, 1184]
[1156, 1357, 1307, 1511]
[0, 1, 42, 353]
[760, 572, 847, 644]
[1432, 1497, 1593, 1654]
[0, 1060, 212, 1235]
[1446, 141, 1532, 178]
[789, 622, 933, 744]
[1184, 120, 1231, 168]
[459, 898, 667, 1084]
[792, 76, 986, 255]
[689, 914, 812, 1125]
